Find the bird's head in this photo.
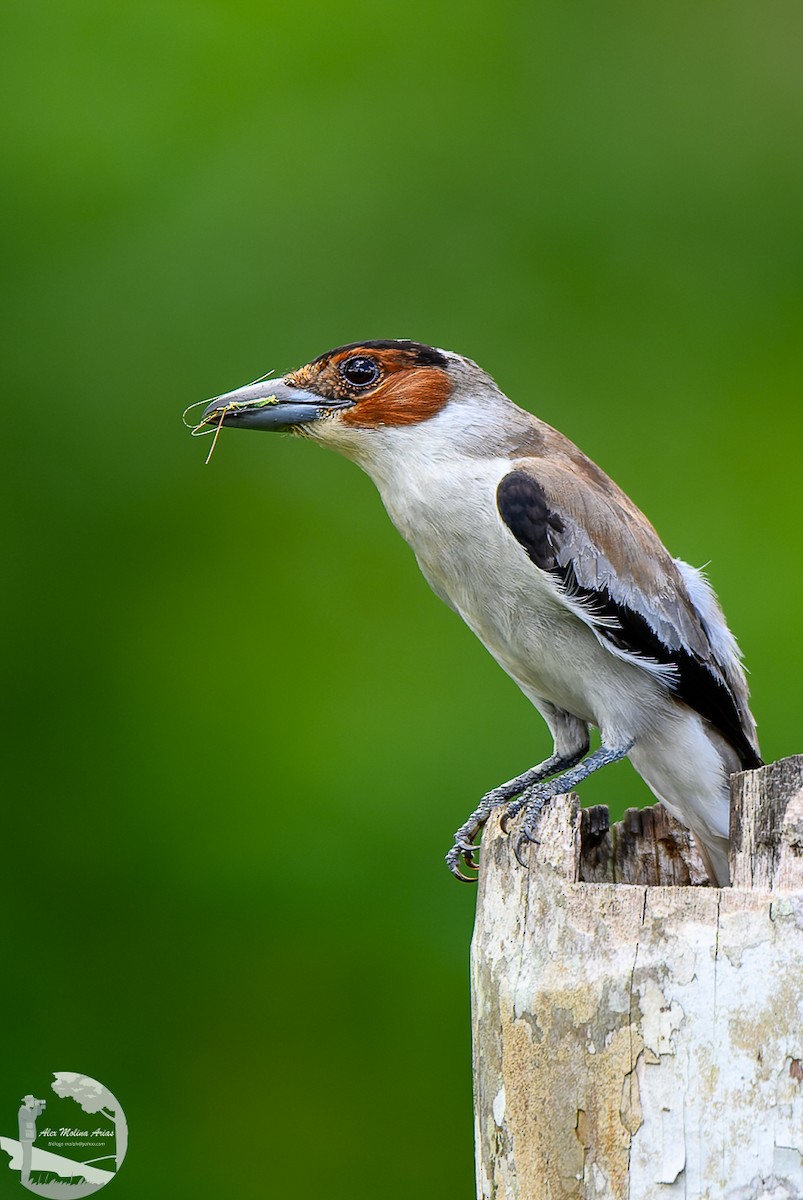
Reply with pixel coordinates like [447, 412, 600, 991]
[196, 340, 522, 466]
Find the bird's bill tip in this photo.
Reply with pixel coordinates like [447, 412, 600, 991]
[197, 379, 329, 432]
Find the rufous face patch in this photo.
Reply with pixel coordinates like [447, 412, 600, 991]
[286, 341, 453, 429]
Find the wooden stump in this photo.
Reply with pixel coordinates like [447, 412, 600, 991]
[471, 757, 803, 1200]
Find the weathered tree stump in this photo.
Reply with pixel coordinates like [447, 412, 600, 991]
[471, 756, 803, 1200]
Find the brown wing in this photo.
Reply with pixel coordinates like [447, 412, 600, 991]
[497, 452, 761, 769]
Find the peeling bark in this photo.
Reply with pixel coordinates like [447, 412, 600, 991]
[471, 757, 803, 1200]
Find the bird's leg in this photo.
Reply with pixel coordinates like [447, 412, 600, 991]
[445, 747, 588, 882]
[505, 740, 635, 867]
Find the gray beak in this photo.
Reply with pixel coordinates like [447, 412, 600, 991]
[200, 378, 349, 432]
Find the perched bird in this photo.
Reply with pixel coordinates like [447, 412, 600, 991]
[199, 340, 761, 885]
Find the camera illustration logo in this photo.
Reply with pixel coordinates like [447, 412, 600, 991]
[1, 1072, 127, 1196]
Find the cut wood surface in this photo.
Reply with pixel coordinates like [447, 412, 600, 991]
[471, 757, 803, 1200]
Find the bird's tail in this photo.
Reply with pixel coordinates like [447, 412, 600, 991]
[693, 830, 730, 887]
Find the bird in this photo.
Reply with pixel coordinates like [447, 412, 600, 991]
[198, 339, 761, 886]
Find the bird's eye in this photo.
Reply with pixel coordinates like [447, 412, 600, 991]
[339, 356, 381, 389]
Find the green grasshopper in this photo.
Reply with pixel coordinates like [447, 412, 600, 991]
[183, 394, 279, 464]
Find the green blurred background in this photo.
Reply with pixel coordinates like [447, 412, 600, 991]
[2, 1, 801, 1196]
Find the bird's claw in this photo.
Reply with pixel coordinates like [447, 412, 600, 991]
[513, 833, 531, 869]
[499, 794, 530, 833]
[456, 838, 480, 869]
[512, 822, 542, 868]
[445, 842, 480, 883]
[445, 806, 495, 881]
[502, 787, 547, 865]
[447, 775, 554, 880]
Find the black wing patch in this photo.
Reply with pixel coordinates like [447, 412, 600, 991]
[495, 470, 565, 570]
[497, 470, 761, 770]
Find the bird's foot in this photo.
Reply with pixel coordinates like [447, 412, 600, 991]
[445, 782, 528, 881]
[446, 784, 551, 880]
[446, 741, 635, 881]
[445, 838, 481, 883]
[502, 738, 636, 867]
[444, 749, 590, 882]
[499, 778, 552, 833]
[445, 805, 495, 882]
[504, 786, 549, 867]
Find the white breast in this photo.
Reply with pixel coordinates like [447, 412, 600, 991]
[345, 429, 661, 736]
